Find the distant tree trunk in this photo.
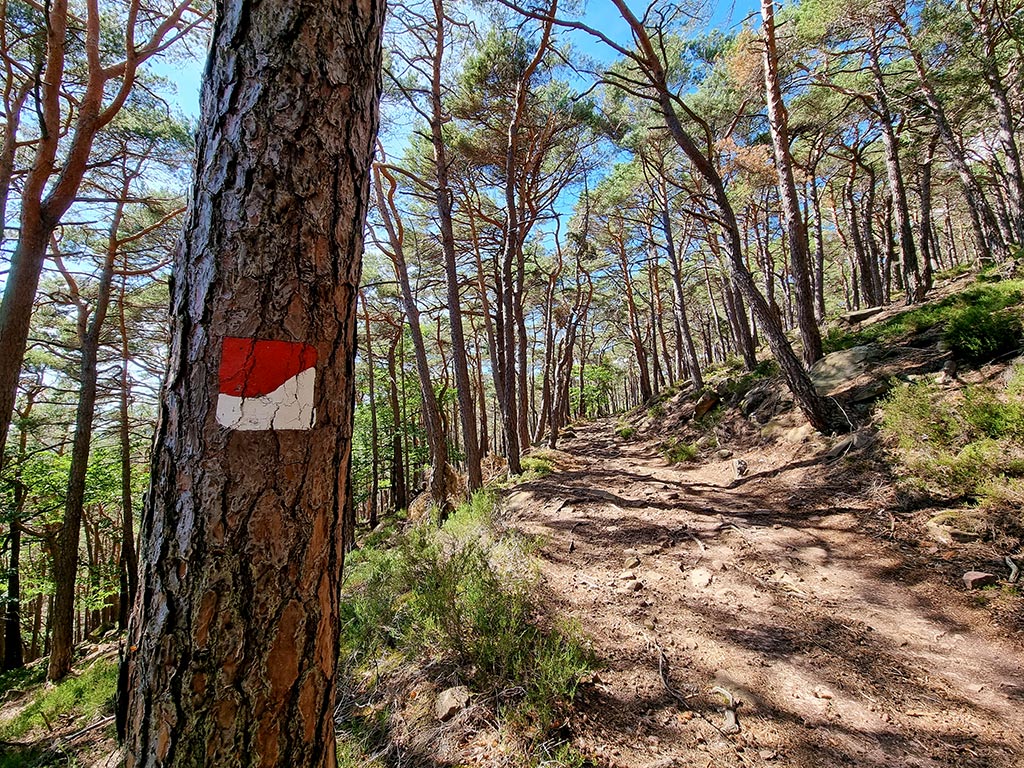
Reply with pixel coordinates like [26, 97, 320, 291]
[373, 166, 451, 517]
[918, 141, 936, 291]
[762, 0, 821, 364]
[387, 335, 408, 513]
[3, 389, 34, 671]
[867, 35, 923, 303]
[660, 207, 702, 389]
[124, 1, 383, 765]
[361, 295, 379, 529]
[117, 276, 139, 632]
[615, 222, 653, 401]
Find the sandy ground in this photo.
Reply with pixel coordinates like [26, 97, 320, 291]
[505, 421, 1024, 768]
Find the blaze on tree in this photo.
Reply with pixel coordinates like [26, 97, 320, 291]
[123, 0, 384, 765]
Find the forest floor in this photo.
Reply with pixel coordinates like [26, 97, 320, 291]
[503, 418, 1024, 768]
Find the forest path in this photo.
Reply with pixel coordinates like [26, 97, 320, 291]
[504, 420, 1024, 768]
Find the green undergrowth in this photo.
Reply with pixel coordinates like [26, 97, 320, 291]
[615, 421, 636, 439]
[338, 489, 596, 765]
[0, 656, 118, 745]
[880, 367, 1024, 537]
[662, 437, 699, 463]
[519, 450, 556, 479]
[823, 279, 1024, 362]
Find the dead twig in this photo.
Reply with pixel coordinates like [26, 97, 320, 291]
[1006, 556, 1020, 584]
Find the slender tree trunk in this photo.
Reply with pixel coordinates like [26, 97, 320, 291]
[428, 0, 483, 490]
[387, 336, 407, 513]
[124, 2, 383, 764]
[868, 36, 923, 302]
[373, 167, 451, 517]
[361, 295, 379, 529]
[762, 0, 821, 364]
[49, 191, 124, 681]
[3, 390, 33, 671]
[117, 276, 139, 632]
[660, 207, 702, 389]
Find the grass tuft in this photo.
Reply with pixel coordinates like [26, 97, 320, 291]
[662, 438, 698, 464]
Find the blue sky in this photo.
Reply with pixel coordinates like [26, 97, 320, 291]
[152, 1, 762, 122]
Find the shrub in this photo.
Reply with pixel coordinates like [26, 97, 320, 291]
[662, 438, 698, 464]
[520, 452, 555, 478]
[943, 305, 1022, 364]
[615, 423, 636, 439]
[880, 371, 1024, 534]
[339, 490, 595, 736]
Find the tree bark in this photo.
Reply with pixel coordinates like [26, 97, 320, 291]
[761, 0, 822, 364]
[427, 0, 483, 490]
[373, 166, 451, 518]
[124, 1, 383, 765]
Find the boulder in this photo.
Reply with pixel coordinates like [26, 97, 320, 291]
[694, 391, 720, 419]
[810, 344, 883, 395]
[962, 571, 998, 590]
[435, 685, 471, 722]
[841, 306, 884, 324]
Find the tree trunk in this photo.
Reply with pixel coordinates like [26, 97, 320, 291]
[48, 198, 122, 681]
[124, 2, 383, 765]
[387, 336, 408, 513]
[3, 390, 33, 671]
[761, 0, 822, 364]
[361, 294, 379, 530]
[428, 0, 483, 490]
[660, 206, 702, 389]
[868, 36, 923, 303]
[373, 167, 451, 518]
[117, 275, 139, 632]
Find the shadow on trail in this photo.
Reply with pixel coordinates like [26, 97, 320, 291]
[510, 420, 1024, 767]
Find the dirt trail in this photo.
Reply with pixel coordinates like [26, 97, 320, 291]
[505, 421, 1024, 768]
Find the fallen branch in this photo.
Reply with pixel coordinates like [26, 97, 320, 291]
[1006, 556, 1020, 584]
[54, 715, 116, 745]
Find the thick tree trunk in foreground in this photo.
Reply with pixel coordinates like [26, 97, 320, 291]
[124, 2, 383, 765]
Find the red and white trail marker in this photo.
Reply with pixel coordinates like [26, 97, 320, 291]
[216, 337, 318, 431]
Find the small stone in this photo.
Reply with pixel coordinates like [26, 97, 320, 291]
[619, 570, 637, 580]
[962, 571, 998, 589]
[435, 685, 471, 722]
[733, 458, 748, 478]
[689, 568, 713, 589]
[716, 449, 733, 459]
[812, 686, 834, 700]
[624, 556, 641, 569]
[760, 749, 778, 760]
[629, 580, 643, 591]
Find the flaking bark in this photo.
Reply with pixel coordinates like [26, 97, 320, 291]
[124, 1, 383, 765]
